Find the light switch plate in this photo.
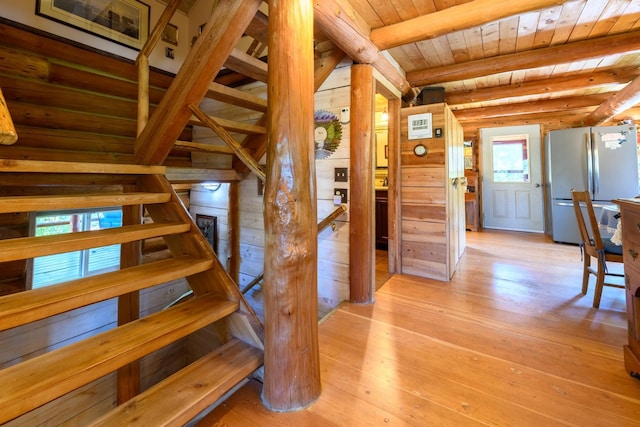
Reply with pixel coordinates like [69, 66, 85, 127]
[335, 167, 348, 182]
[340, 107, 350, 124]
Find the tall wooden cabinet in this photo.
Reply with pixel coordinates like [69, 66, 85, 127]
[614, 199, 640, 379]
[399, 103, 465, 281]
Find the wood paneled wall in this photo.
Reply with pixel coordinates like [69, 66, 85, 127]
[0, 19, 191, 166]
[400, 103, 465, 281]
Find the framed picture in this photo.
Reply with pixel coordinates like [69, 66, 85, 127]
[36, 0, 150, 50]
[161, 23, 178, 46]
[196, 214, 218, 253]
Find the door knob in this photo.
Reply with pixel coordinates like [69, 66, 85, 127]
[534, 183, 541, 188]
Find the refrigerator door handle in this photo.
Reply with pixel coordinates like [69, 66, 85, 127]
[592, 131, 600, 196]
[586, 133, 594, 196]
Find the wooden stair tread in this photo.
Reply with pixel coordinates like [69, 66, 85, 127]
[0, 256, 213, 331]
[0, 159, 165, 174]
[0, 294, 239, 425]
[0, 192, 171, 214]
[205, 81, 267, 112]
[0, 222, 190, 263]
[189, 115, 266, 135]
[174, 140, 235, 154]
[91, 338, 264, 426]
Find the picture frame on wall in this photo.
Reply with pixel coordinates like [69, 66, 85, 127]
[195, 214, 218, 254]
[36, 0, 150, 50]
[161, 23, 178, 46]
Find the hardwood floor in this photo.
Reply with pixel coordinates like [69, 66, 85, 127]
[197, 230, 640, 426]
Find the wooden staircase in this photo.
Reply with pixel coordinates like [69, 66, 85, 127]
[0, 160, 264, 425]
[0, 0, 341, 421]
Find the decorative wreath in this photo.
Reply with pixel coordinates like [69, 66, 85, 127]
[314, 110, 342, 160]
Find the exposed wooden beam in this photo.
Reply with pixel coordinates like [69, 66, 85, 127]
[446, 68, 640, 106]
[461, 108, 594, 134]
[584, 74, 640, 126]
[371, 0, 564, 51]
[408, 30, 640, 86]
[453, 94, 611, 121]
[313, 0, 416, 100]
[134, 0, 262, 165]
[262, 0, 321, 411]
[349, 64, 376, 304]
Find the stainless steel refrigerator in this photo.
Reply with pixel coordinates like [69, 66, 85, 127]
[545, 124, 638, 244]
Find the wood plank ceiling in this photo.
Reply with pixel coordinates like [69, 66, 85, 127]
[344, 0, 640, 138]
[184, 0, 640, 139]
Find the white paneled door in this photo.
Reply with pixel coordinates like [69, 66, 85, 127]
[481, 125, 544, 232]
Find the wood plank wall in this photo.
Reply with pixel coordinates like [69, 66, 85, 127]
[0, 19, 191, 165]
[189, 62, 353, 319]
[400, 103, 465, 281]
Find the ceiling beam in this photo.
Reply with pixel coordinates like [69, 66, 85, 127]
[584, 74, 640, 126]
[371, 0, 565, 51]
[445, 68, 640, 106]
[313, 0, 417, 100]
[461, 108, 594, 134]
[453, 94, 611, 121]
[408, 30, 640, 86]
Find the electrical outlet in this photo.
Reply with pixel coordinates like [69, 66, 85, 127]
[334, 188, 348, 204]
[335, 167, 348, 182]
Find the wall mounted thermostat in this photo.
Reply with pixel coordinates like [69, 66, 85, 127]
[340, 107, 350, 124]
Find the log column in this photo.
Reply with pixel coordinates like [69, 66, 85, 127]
[262, 0, 320, 411]
[350, 64, 376, 303]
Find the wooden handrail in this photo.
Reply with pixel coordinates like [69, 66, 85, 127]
[138, 0, 182, 61]
[318, 204, 348, 232]
[241, 204, 348, 295]
[0, 87, 18, 145]
[136, 0, 182, 137]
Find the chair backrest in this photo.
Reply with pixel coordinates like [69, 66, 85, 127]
[571, 190, 604, 252]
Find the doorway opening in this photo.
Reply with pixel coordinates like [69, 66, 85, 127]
[374, 93, 393, 289]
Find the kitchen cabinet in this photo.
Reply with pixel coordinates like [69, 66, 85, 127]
[375, 190, 388, 249]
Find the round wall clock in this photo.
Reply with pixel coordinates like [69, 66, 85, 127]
[314, 110, 343, 160]
[413, 143, 428, 157]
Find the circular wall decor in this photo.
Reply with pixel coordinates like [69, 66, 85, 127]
[413, 143, 428, 157]
[314, 110, 342, 160]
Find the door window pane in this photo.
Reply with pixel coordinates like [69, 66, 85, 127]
[492, 135, 530, 183]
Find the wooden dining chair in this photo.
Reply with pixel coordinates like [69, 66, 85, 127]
[571, 190, 625, 308]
